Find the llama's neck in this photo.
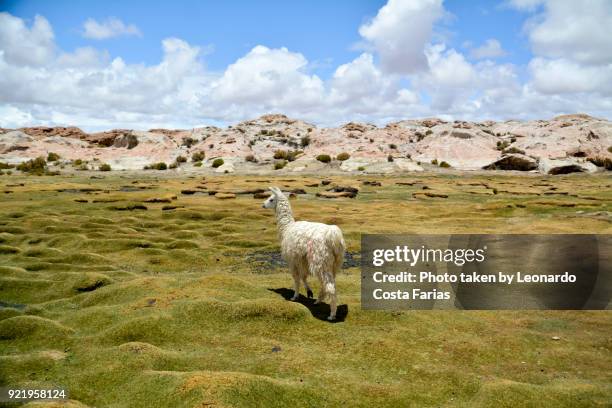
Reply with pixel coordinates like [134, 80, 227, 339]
[275, 197, 295, 239]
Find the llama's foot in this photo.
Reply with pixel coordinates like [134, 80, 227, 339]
[291, 292, 299, 301]
[327, 314, 336, 321]
[307, 289, 313, 298]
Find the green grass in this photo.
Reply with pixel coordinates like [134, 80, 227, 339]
[0, 172, 611, 407]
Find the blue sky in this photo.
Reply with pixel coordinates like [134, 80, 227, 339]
[3, 0, 532, 76]
[0, 0, 610, 130]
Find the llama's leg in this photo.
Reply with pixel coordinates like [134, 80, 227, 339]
[323, 273, 337, 320]
[328, 285, 337, 321]
[290, 269, 300, 301]
[314, 281, 326, 304]
[302, 276, 313, 298]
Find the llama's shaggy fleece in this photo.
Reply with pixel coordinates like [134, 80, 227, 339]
[262, 187, 345, 320]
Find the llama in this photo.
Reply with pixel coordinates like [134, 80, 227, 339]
[262, 187, 345, 320]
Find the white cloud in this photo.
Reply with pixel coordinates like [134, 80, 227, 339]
[211, 45, 324, 110]
[358, 0, 444, 74]
[82, 17, 141, 40]
[1, 3, 611, 131]
[529, 58, 612, 95]
[330, 53, 394, 103]
[0, 13, 55, 66]
[527, 0, 612, 65]
[469, 39, 507, 59]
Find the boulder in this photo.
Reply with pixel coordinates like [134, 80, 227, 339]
[113, 133, 139, 149]
[539, 158, 597, 175]
[340, 157, 377, 172]
[483, 154, 538, 171]
[19, 126, 88, 140]
[0, 131, 33, 154]
[214, 162, 235, 173]
[393, 158, 424, 172]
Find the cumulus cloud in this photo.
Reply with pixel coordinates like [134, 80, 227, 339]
[211, 46, 324, 110]
[516, 0, 612, 107]
[469, 39, 507, 59]
[82, 17, 141, 40]
[1, 1, 611, 131]
[529, 58, 612, 95]
[526, 0, 612, 65]
[358, 0, 444, 74]
[0, 13, 55, 66]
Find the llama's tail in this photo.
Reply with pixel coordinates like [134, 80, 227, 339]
[328, 225, 345, 277]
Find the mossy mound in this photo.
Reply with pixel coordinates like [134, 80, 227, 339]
[0, 315, 74, 341]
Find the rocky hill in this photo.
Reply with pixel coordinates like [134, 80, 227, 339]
[1, 113, 611, 175]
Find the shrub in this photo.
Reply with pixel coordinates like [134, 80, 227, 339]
[17, 157, 47, 175]
[145, 162, 167, 170]
[300, 136, 311, 147]
[175, 155, 187, 163]
[588, 157, 612, 170]
[245, 154, 257, 163]
[212, 158, 224, 168]
[191, 151, 205, 162]
[0, 162, 14, 169]
[439, 161, 451, 168]
[503, 147, 525, 155]
[425, 130, 433, 135]
[274, 160, 287, 170]
[369, 138, 374, 143]
[273, 150, 288, 160]
[73, 159, 83, 166]
[182, 137, 196, 148]
[608, 146, 612, 153]
[99, 163, 111, 171]
[387, 155, 394, 162]
[169, 162, 178, 169]
[431, 159, 438, 165]
[286, 150, 301, 162]
[389, 143, 397, 149]
[194, 162, 203, 167]
[496, 140, 510, 150]
[336, 152, 350, 161]
[47, 152, 60, 162]
[357, 166, 365, 171]
[260, 129, 268, 135]
[316, 154, 331, 163]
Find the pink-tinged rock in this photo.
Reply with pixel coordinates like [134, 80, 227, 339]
[412, 127, 500, 170]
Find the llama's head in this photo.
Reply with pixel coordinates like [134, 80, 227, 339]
[262, 187, 284, 209]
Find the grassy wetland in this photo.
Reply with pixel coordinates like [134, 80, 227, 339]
[0, 171, 611, 407]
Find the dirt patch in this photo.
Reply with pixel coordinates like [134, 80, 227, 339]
[245, 250, 360, 273]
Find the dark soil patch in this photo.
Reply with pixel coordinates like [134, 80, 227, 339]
[245, 250, 360, 273]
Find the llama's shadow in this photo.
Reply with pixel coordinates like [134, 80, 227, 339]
[268, 288, 348, 323]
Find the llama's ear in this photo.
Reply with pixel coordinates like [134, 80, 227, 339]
[269, 186, 278, 195]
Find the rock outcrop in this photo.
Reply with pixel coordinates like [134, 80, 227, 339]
[1, 113, 611, 174]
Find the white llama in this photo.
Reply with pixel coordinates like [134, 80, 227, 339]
[262, 187, 345, 320]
